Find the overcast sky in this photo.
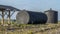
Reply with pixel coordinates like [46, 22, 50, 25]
[0, 0, 60, 20]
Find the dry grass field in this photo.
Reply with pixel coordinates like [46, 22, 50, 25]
[0, 22, 60, 34]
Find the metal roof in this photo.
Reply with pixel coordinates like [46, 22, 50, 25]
[0, 5, 20, 11]
[44, 8, 58, 12]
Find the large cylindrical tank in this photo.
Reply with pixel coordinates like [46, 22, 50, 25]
[44, 9, 58, 23]
[16, 10, 47, 24]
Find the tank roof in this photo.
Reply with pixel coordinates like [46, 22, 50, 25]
[45, 8, 58, 12]
[21, 9, 43, 13]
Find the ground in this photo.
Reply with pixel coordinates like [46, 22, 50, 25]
[0, 22, 60, 34]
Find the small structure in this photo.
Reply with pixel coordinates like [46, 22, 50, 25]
[16, 10, 47, 24]
[0, 5, 20, 25]
[44, 8, 58, 24]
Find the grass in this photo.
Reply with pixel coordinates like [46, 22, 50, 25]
[0, 22, 60, 34]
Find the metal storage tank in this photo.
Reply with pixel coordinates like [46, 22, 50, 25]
[16, 10, 47, 24]
[44, 8, 58, 23]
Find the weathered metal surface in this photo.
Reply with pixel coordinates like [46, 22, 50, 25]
[44, 9, 58, 23]
[16, 10, 47, 24]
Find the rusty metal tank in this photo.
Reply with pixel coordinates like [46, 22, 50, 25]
[16, 10, 47, 24]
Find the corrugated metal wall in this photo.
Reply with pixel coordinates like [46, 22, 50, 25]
[44, 9, 58, 23]
[16, 10, 47, 24]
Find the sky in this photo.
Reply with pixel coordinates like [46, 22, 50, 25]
[0, 0, 60, 20]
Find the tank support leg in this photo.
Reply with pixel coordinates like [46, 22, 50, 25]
[8, 10, 10, 24]
[1, 10, 4, 25]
